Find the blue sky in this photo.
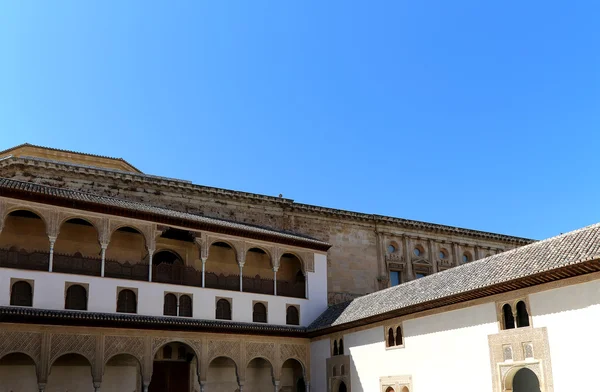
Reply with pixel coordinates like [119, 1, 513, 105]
[1, 1, 599, 240]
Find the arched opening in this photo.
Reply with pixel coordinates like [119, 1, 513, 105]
[387, 327, 395, 347]
[246, 357, 275, 391]
[104, 353, 142, 392]
[105, 226, 149, 281]
[339, 338, 344, 355]
[0, 353, 38, 391]
[10, 280, 33, 307]
[332, 365, 338, 377]
[281, 358, 305, 392]
[179, 294, 193, 317]
[338, 381, 347, 392]
[47, 353, 93, 391]
[53, 218, 102, 276]
[503, 304, 515, 329]
[402, 387, 409, 392]
[385, 387, 395, 392]
[333, 340, 339, 356]
[150, 342, 198, 392]
[516, 301, 530, 327]
[244, 247, 275, 294]
[278, 253, 306, 298]
[253, 302, 267, 323]
[341, 365, 345, 375]
[287, 305, 300, 325]
[207, 356, 238, 391]
[512, 367, 540, 392]
[0, 210, 49, 271]
[396, 326, 403, 346]
[205, 242, 240, 291]
[163, 293, 177, 316]
[65, 284, 88, 310]
[117, 289, 137, 313]
[216, 298, 232, 320]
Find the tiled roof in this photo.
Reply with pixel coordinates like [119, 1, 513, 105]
[0, 143, 142, 173]
[308, 222, 600, 332]
[0, 306, 305, 336]
[0, 177, 331, 251]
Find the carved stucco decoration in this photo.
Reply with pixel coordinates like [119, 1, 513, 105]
[151, 337, 202, 361]
[104, 335, 145, 365]
[0, 199, 6, 233]
[49, 333, 96, 368]
[0, 330, 42, 364]
[207, 339, 241, 365]
[108, 220, 155, 250]
[279, 343, 307, 369]
[245, 342, 276, 366]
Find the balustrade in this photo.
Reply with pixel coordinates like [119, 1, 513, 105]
[0, 248, 50, 271]
[104, 259, 150, 281]
[53, 253, 102, 277]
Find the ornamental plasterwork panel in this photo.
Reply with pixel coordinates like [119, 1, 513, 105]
[0, 330, 42, 364]
[104, 335, 145, 365]
[245, 341, 276, 365]
[279, 343, 307, 365]
[0, 199, 6, 232]
[380, 375, 412, 392]
[152, 337, 202, 359]
[49, 333, 96, 367]
[207, 339, 240, 364]
[302, 251, 315, 273]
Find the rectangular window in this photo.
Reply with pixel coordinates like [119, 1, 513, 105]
[390, 271, 401, 286]
[415, 273, 427, 279]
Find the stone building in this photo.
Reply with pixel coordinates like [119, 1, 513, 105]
[0, 144, 532, 305]
[1, 143, 595, 392]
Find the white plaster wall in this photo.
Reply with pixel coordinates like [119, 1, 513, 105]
[330, 303, 499, 392]
[530, 278, 600, 392]
[310, 338, 330, 392]
[0, 251, 327, 327]
[0, 364, 38, 392]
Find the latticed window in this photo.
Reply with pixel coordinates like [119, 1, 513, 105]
[65, 284, 87, 310]
[164, 293, 177, 316]
[179, 295, 192, 317]
[503, 304, 515, 329]
[387, 328, 395, 347]
[253, 302, 267, 323]
[117, 289, 137, 313]
[10, 281, 32, 307]
[516, 301, 530, 327]
[286, 305, 299, 325]
[339, 338, 344, 355]
[216, 299, 231, 320]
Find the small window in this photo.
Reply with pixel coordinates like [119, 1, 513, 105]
[332, 366, 338, 377]
[462, 252, 472, 263]
[117, 289, 137, 313]
[396, 326, 403, 346]
[516, 301, 530, 328]
[387, 328, 395, 347]
[286, 305, 300, 325]
[387, 244, 396, 253]
[177, 345, 186, 360]
[333, 340, 338, 356]
[164, 293, 177, 316]
[503, 303, 515, 330]
[390, 270, 401, 286]
[339, 338, 344, 355]
[253, 302, 267, 323]
[10, 281, 32, 307]
[179, 295, 193, 317]
[65, 284, 87, 311]
[386, 324, 404, 348]
[413, 248, 421, 257]
[439, 249, 448, 259]
[415, 273, 427, 279]
[216, 298, 231, 320]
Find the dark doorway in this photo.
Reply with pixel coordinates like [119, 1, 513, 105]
[149, 361, 190, 392]
[513, 368, 540, 392]
[296, 377, 306, 392]
[338, 381, 347, 392]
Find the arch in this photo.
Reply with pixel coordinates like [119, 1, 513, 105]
[179, 294, 193, 317]
[208, 240, 238, 258]
[10, 280, 33, 306]
[338, 381, 347, 392]
[516, 301, 530, 327]
[163, 293, 177, 316]
[387, 241, 399, 254]
[253, 302, 267, 323]
[280, 252, 306, 274]
[281, 358, 306, 391]
[401, 387, 409, 392]
[151, 341, 201, 392]
[106, 225, 148, 266]
[117, 289, 137, 313]
[385, 388, 396, 392]
[439, 248, 449, 259]
[396, 326, 403, 346]
[216, 298, 232, 320]
[246, 356, 275, 389]
[504, 366, 541, 392]
[0, 210, 49, 257]
[3, 207, 48, 227]
[48, 352, 94, 379]
[109, 224, 148, 246]
[151, 339, 201, 361]
[333, 340, 338, 356]
[152, 249, 184, 266]
[387, 328, 395, 347]
[503, 303, 515, 329]
[103, 352, 142, 391]
[279, 253, 306, 298]
[340, 364, 345, 375]
[0, 351, 38, 375]
[332, 365, 338, 377]
[246, 246, 272, 260]
[413, 244, 425, 257]
[462, 251, 472, 263]
[65, 284, 88, 310]
[339, 338, 344, 355]
[207, 355, 239, 390]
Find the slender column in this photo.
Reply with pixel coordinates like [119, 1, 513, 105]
[199, 381, 206, 392]
[305, 380, 310, 392]
[238, 379, 245, 392]
[100, 244, 108, 277]
[201, 257, 207, 288]
[148, 248, 155, 282]
[93, 382, 101, 392]
[38, 384, 46, 392]
[273, 267, 279, 296]
[239, 262, 245, 292]
[48, 236, 56, 272]
[274, 380, 280, 392]
[143, 383, 149, 392]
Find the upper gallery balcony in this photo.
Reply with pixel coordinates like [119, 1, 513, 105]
[0, 208, 310, 299]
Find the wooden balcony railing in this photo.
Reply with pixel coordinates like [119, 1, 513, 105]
[0, 248, 49, 271]
[153, 263, 203, 287]
[104, 259, 149, 281]
[53, 253, 102, 277]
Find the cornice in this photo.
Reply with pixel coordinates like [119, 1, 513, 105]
[0, 156, 534, 245]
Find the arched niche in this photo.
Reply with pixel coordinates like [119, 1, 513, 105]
[205, 242, 239, 291]
[504, 366, 541, 392]
[278, 253, 306, 298]
[106, 226, 147, 264]
[104, 353, 142, 392]
[245, 357, 275, 391]
[0, 209, 48, 255]
[47, 353, 94, 391]
[150, 341, 200, 392]
[244, 247, 275, 294]
[281, 358, 305, 392]
[207, 356, 239, 391]
[0, 352, 38, 391]
[54, 218, 102, 276]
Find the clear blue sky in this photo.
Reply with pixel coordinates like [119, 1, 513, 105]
[1, 1, 599, 240]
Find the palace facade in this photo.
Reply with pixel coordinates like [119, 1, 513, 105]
[0, 144, 596, 392]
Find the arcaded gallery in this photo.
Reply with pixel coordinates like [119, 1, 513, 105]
[0, 144, 599, 392]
